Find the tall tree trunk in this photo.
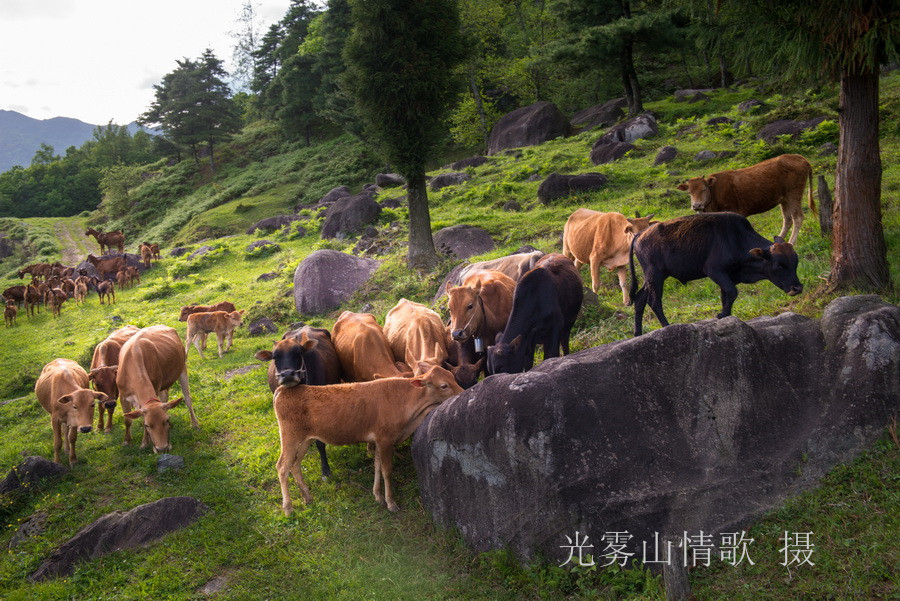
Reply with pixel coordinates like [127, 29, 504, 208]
[405, 170, 439, 269]
[622, 40, 642, 115]
[828, 69, 889, 291]
[468, 69, 490, 152]
[207, 141, 216, 173]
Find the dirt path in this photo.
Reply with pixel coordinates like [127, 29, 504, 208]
[54, 219, 98, 264]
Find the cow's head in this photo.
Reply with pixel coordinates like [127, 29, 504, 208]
[487, 335, 527, 375]
[178, 306, 195, 322]
[678, 177, 715, 212]
[444, 356, 485, 389]
[123, 398, 182, 453]
[57, 390, 107, 433]
[88, 366, 120, 405]
[256, 331, 318, 388]
[447, 284, 484, 342]
[228, 310, 245, 328]
[625, 213, 656, 236]
[749, 237, 803, 296]
[409, 365, 464, 402]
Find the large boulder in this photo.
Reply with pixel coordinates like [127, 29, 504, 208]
[450, 156, 489, 170]
[595, 113, 658, 145]
[321, 193, 382, 239]
[757, 117, 829, 143]
[74, 253, 146, 279]
[318, 185, 352, 205]
[570, 98, 627, 133]
[413, 296, 899, 564]
[0, 456, 68, 495]
[430, 172, 470, 191]
[432, 225, 495, 259]
[293, 250, 379, 315]
[487, 102, 570, 155]
[30, 497, 208, 581]
[589, 141, 636, 166]
[537, 172, 609, 204]
[246, 215, 303, 235]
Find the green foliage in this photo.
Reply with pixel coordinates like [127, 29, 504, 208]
[799, 119, 839, 146]
[167, 246, 228, 279]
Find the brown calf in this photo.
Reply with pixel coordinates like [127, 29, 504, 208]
[184, 310, 245, 358]
[4, 299, 16, 327]
[35, 358, 109, 465]
[274, 365, 462, 514]
[89, 324, 140, 432]
[97, 280, 115, 305]
[178, 301, 237, 321]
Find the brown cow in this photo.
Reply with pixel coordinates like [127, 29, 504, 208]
[89, 324, 140, 432]
[87, 254, 126, 281]
[73, 278, 88, 305]
[97, 280, 115, 305]
[85, 228, 125, 254]
[447, 270, 515, 350]
[677, 153, 814, 245]
[562, 209, 656, 305]
[19, 263, 51, 280]
[184, 310, 244, 358]
[25, 283, 43, 315]
[4, 299, 16, 327]
[116, 270, 129, 291]
[178, 301, 237, 321]
[383, 299, 449, 373]
[35, 358, 109, 465]
[48, 288, 67, 317]
[143, 242, 161, 261]
[332, 311, 405, 381]
[274, 365, 462, 514]
[458, 250, 546, 284]
[2, 285, 26, 307]
[140, 243, 152, 269]
[116, 325, 199, 452]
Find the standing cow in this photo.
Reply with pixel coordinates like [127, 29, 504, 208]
[629, 212, 804, 336]
[677, 153, 814, 245]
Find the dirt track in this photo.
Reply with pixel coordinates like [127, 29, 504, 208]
[54, 219, 99, 264]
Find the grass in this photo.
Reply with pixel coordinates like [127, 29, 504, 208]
[0, 73, 897, 600]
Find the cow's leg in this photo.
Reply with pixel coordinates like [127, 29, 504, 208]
[708, 271, 739, 318]
[589, 257, 602, 294]
[178, 370, 200, 428]
[52, 420, 64, 463]
[644, 273, 669, 328]
[374, 442, 399, 512]
[277, 437, 311, 515]
[788, 204, 803, 246]
[192, 335, 206, 359]
[216, 332, 225, 358]
[315, 440, 331, 480]
[616, 265, 631, 305]
[104, 406, 114, 433]
[67, 427, 78, 465]
[633, 284, 648, 336]
[777, 204, 792, 241]
[96, 403, 105, 431]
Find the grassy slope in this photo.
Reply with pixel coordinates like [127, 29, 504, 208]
[0, 75, 896, 600]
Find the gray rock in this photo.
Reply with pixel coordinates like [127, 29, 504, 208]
[488, 102, 570, 155]
[589, 141, 636, 165]
[0, 456, 68, 494]
[293, 250, 380, 315]
[201, 575, 229, 595]
[432, 225, 495, 259]
[8, 511, 48, 549]
[430, 172, 470, 191]
[318, 186, 352, 205]
[737, 99, 766, 113]
[169, 247, 189, 258]
[248, 317, 278, 336]
[653, 146, 678, 166]
[502, 200, 521, 212]
[673, 88, 714, 101]
[246, 215, 302, 235]
[375, 173, 405, 187]
[30, 496, 208, 581]
[413, 296, 899, 565]
[706, 116, 733, 126]
[595, 113, 658, 145]
[246, 240, 280, 253]
[694, 150, 718, 162]
[538, 173, 609, 204]
[156, 454, 185, 473]
[757, 117, 829, 144]
[570, 98, 627, 133]
[321, 193, 382, 239]
[381, 197, 404, 209]
[256, 272, 279, 282]
[187, 246, 215, 260]
[450, 156, 489, 170]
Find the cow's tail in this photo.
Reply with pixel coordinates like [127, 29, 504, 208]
[806, 158, 816, 213]
[628, 232, 641, 302]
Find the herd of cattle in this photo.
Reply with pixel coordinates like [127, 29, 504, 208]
[7, 153, 814, 513]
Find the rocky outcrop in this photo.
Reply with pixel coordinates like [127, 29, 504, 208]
[413, 296, 899, 565]
[487, 102, 570, 155]
[757, 117, 829, 143]
[293, 250, 379, 315]
[246, 215, 303, 234]
[432, 225, 495, 259]
[589, 141, 635, 166]
[430, 172, 470, 191]
[570, 98, 627, 133]
[537, 173, 609, 204]
[0, 456, 68, 494]
[30, 497, 208, 581]
[595, 113, 658, 145]
[321, 193, 381, 239]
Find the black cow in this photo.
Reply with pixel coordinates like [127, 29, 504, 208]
[255, 326, 341, 478]
[487, 254, 584, 374]
[629, 212, 803, 336]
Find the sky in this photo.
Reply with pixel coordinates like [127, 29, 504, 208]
[0, 0, 292, 126]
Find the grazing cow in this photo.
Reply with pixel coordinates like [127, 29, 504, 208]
[487, 254, 584, 374]
[331, 311, 407, 381]
[19, 263, 51, 280]
[87, 254, 126, 281]
[383, 299, 449, 373]
[562, 209, 656, 304]
[184, 310, 244, 358]
[444, 327, 485, 389]
[116, 325, 199, 452]
[25, 283, 43, 315]
[274, 364, 462, 514]
[140, 243, 152, 269]
[97, 280, 115, 305]
[447, 270, 516, 351]
[677, 153, 814, 245]
[457, 250, 546, 284]
[89, 324, 140, 432]
[48, 288, 67, 317]
[4, 299, 16, 326]
[629, 212, 804, 336]
[34, 358, 109, 465]
[2, 285, 26, 307]
[85, 228, 125, 254]
[178, 301, 237, 321]
[255, 326, 341, 479]
[73, 279, 88, 305]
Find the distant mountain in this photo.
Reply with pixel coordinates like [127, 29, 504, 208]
[0, 110, 157, 174]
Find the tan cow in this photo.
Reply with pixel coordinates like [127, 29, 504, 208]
[178, 301, 237, 322]
[447, 269, 515, 349]
[89, 324, 140, 432]
[4, 299, 16, 327]
[184, 310, 244, 359]
[274, 364, 462, 514]
[87, 254, 126, 281]
[383, 299, 449, 373]
[97, 280, 115, 305]
[35, 358, 109, 465]
[140, 243, 152, 269]
[562, 209, 656, 305]
[332, 311, 406, 381]
[116, 325, 199, 453]
[677, 153, 814, 245]
[48, 288, 67, 317]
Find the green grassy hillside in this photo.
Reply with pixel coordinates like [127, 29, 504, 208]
[0, 75, 896, 600]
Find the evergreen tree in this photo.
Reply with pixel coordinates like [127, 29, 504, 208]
[344, 0, 467, 268]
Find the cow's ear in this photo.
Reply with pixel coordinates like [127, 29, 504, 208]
[624, 224, 636, 235]
[123, 409, 143, 419]
[510, 335, 522, 349]
[56, 394, 73, 405]
[749, 248, 770, 260]
[164, 398, 183, 411]
[676, 183, 689, 191]
[474, 357, 486, 371]
[472, 279, 483, 292]
[773, 236, 786, 244]
[707, 176, 717, 187]
[417, 361, 433, 374]
[93, 392, 108, 403]
[408, 378, 426, 388]
[301, 337, 318, 352]
[255, 350, 273, 361]
[645, 213, 655, 220]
